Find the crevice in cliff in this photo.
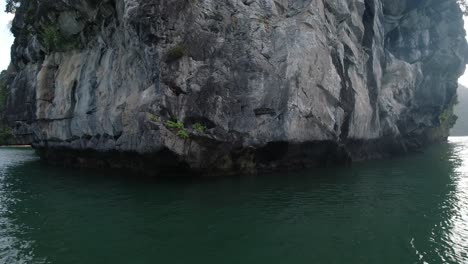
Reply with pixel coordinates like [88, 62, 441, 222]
[332, 46, 356, 142]
[316, 84, 341, 107]
[362, 0, 379, 106]
[36, 117, 74, 122]
[362, 0, 381, 130]
[67, 80, 78, 117]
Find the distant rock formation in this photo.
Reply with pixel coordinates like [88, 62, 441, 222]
[452, 85, 468, 137]
[2, 0, 468, 175]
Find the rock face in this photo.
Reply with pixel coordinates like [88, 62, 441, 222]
[3, 0, 468, 175]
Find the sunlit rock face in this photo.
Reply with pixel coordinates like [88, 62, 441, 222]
[3, 0, 468, 174]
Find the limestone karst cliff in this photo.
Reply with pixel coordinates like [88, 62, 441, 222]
[2, 0, 468, 175]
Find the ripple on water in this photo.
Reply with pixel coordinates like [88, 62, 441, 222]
[445, 137, 468, 263]
[0, 142, 468, 263]
[0, 148, 41, 264]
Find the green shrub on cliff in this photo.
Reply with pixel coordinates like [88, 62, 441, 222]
[440, 110, 458, 127]
[165, 120, 190, 139]
[176, 129, 189, 139]
[439, 95, 459, 130]
[166, 45, 189, 62]
[149, 114, 160, 123]
[192, 123, 206, 133]
[165, 120, 185, 130]
[41, 25, 64, 52]
[41, 25, 79, 53]
[0, 71, 7, 111]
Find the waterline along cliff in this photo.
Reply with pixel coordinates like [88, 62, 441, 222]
[1, 0, 468, 175]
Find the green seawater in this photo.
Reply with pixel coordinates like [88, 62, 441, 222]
[1, 138, 468, 264]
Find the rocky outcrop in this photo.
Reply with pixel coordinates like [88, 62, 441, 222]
[3, 0, 468, 175]
[0, 71, 17, 145]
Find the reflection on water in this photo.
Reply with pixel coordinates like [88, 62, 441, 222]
[0, 140, 467, 264]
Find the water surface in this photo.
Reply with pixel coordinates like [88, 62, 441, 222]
[0, 138, 467, 263]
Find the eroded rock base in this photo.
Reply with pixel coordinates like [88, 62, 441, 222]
[35, 135, 436, 177]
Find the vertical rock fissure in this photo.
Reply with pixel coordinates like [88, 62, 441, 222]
[362, 0, 378, 105]
[337, 47, 356, 142]
[362, 0, 381, 131]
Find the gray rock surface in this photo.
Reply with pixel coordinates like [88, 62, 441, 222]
[3, 0, 468, 175]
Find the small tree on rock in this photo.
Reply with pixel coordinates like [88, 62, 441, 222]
[5, 0, 20, 13]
